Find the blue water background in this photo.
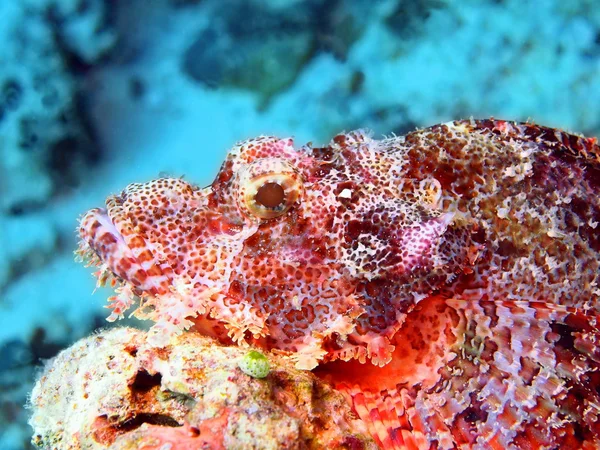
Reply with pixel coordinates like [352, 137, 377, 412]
[1, 1, 599, 448]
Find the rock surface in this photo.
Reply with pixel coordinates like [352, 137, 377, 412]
[29, 327, 376, 449]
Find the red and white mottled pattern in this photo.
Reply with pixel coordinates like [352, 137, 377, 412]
[77, 120, 600, 449]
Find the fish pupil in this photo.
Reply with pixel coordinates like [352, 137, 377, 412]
[255, 182, 285, 209]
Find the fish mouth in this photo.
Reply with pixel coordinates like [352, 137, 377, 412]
[80, 207, 128, 251]
[77, 207, 167, 295]
[78, 207, 133, 279]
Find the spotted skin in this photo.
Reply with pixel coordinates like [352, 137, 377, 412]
[78, 120, 600, 449]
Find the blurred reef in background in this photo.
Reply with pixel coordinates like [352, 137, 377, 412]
[1, 0, 600, 448]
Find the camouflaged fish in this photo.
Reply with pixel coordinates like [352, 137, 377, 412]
[77, 119, 600, 449]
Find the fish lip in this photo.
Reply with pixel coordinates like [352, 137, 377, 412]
[79, 207, 131, 258]
[91, 207, 129, 246]
[78, 207, 139, 280]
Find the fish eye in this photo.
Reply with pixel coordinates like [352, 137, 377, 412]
[235, 158, 303, 220]
[255, 182, 285, 209]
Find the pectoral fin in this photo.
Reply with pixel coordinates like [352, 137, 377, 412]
[316, 295, 600, 449]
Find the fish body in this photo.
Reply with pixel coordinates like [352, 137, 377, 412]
[78, 120, 600, 449]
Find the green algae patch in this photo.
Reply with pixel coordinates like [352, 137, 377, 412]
[238, 350, 270, 379]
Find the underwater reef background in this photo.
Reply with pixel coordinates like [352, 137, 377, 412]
[1, 0, 600, 448]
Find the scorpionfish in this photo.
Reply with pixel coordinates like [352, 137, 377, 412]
[78, 119, 600, 449]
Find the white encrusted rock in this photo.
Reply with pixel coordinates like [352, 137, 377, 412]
[29, 327, 375, 450]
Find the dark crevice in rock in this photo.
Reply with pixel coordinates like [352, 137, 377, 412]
[130, 369, 162, 393]
[118, 412, 181, 430]
[92, 412, 181, 445]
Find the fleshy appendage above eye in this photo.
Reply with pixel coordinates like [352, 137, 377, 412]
[234, 158, 304, 220]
